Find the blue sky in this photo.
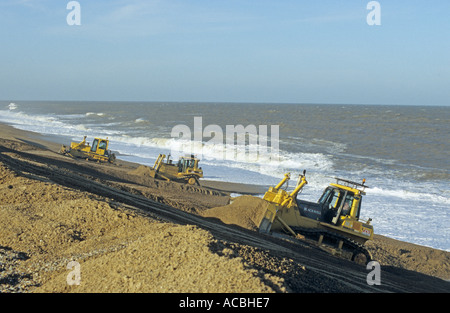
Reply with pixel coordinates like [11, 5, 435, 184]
[0, 0, 449, 105]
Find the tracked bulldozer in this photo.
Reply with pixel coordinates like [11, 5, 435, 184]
[258, 171, 374, 264]
[59, 136, 116, 164]
[139, 154, 203, 185]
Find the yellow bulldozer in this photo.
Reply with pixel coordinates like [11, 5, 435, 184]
[136, 154, 203, 185]
[258, 171, 374, 264]
[59, 136, 116, 164]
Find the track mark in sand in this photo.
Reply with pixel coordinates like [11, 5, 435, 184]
[2, 141, 448, 292]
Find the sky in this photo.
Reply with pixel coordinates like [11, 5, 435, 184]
[0, 0, 449, 106]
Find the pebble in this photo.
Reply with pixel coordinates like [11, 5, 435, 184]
[0, 247, 37, 293]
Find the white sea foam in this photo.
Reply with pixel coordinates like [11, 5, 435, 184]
[106, 133, 334, 181]
[0, 110, 93, 137]
[86, 112, 105, 117]
[368, 186, 450, 206]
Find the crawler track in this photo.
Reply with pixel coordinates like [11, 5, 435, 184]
[291, 226, 373, 264]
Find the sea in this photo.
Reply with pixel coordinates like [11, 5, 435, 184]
[0, 101, 449, 252]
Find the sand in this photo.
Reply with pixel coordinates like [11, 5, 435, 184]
[0, 122, 449, 293]
[201, 195, 271, 231]
[0, 141, 279, 293]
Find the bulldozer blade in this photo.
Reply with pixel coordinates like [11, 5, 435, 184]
[274, 215, 298, 237]
[258, 202, 298, 237]
[258, 203, 277, 234]
[59, 145, 68, 154]
[258, 217, 273, 234]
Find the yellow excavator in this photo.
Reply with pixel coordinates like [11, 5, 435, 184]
[258, 171, 374, 264]
[59, 136, 116, 164]
[134, 154, 203, 185]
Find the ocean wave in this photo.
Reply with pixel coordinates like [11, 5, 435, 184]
[368, 186, 450, 206]
[6, 107, 333, 177]
[0, 109, 94, 137]
[284, 136, 347, 155]
[86, 112, 106, 117]
[135, 118, 149, 124]
[106, 133, 333, 180]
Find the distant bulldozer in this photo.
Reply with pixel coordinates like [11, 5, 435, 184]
[59, 136, 116, 163]
[131, 154, 203, 185]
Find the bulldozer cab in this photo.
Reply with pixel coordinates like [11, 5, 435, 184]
[91, 138, 109, 156]
[319, 186, 363, 225]
[177, 155, 201, 174]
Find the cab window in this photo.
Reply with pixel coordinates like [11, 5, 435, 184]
[329, 190, 343, 210]
[91, 139, 99, 152]
[98, 141, 107, 150]
[342, 194, 354, 216]
[319, 188, 332, 204]
[319, 188, 343, 210]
